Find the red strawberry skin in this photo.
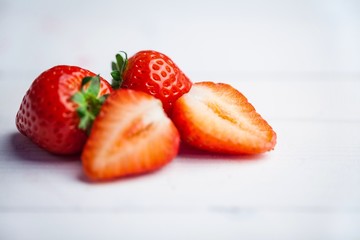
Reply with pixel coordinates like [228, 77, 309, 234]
[171, 81, 277, 154]
[15, 65, 112, 155]
[82, 89, 180, 180]
[122, 50, 192, 115]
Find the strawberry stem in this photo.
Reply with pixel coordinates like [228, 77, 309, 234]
[72, 75, 108, 134]
[111, 51, 128, 89]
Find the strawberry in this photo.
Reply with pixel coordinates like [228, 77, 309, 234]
[15, 65, 112, 155]
[171, 81, 277, 154]
[111, 50, 192, 115]
[82, 89, 180, 180]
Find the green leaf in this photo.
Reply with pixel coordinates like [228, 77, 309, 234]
[71, 74, 107, 134]
[71, 92, 86, 105]
[81, 76, 93, 86]
[118, 51, 128, 73]
[115, 53, 125, 70]
[111, 70, 120, 80]
[78, 113, 92, 131]
[87, 75, 101, 96]
[111, 61, 117, 71]
[111, 51, 128, 89]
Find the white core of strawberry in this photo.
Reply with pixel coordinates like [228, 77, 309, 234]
[141, 100, 166, 128]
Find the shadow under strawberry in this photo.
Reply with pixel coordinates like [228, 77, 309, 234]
[177, 142, 267, 161]
[9, 132, 80, 163]
[76, 167, 168, 185]
[8, 132, 156, 184]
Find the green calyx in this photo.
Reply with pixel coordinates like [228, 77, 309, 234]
[72, 75, 108, 134]
[111, 51, 128, 89]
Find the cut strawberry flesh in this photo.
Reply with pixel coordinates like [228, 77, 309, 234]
[82, 89, 180, 180]
[172, 82, 276, 154]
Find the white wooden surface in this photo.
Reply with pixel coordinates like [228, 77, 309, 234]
[1, 0, 360, 239]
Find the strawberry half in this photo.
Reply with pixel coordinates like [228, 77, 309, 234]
[111, 50, 192, 116]
[82, 89, 180, 180]
[171, 81, 277, 154]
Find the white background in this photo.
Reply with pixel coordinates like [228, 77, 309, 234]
[1, 0, 360, 239]
[1, 0, 359, 75]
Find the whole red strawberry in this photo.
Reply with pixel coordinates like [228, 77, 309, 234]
[15, 65, 112, 155]
[111, 50, 192, 115]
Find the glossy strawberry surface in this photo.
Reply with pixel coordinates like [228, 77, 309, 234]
[16, 65, 112, 155]
[112, 50, 192, 115]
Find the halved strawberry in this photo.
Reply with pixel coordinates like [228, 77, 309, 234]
[82, 89, 180, 180]
[171, 81, 276, 154]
